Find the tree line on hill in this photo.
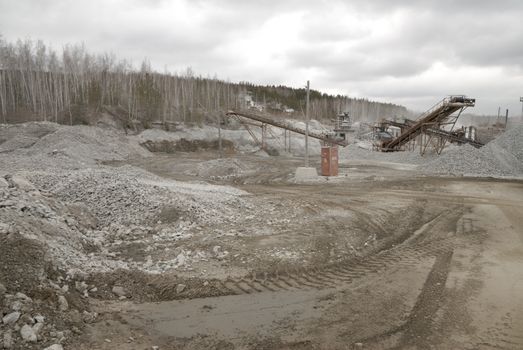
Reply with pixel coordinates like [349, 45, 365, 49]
[0, 37, 409, 126]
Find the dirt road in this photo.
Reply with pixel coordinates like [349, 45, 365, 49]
[75, 158, 523, 350]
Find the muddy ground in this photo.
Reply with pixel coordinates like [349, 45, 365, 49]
[77, 152, 523, 350]
[1, 122, 522, 350]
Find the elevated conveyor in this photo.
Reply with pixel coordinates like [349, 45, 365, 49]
[226, 110, 348, 146]
[381, 96, 475, 152]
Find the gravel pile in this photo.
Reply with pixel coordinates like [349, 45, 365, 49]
[25, 125, 150, 163]
[0, 122, 304, 279]
[0, 123, 150, 174]
[1, 167, 254, 275]
[423, 126, 523, 177]
[0, 122, 59, 153]
[489, 125, 523, 163]
[186, 158, 253, 179]
[26, 165, 250, 226]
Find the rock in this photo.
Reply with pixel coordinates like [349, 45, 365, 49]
[0, 224, 11, 235]
[71, 270, 89, 281]
[0, 282, 6, 296]
[44, 345, 64, 350]
[20, 324, 38, 342]
[49, 281, 61, 290]
[20, 314, 34, 325]
[49, 331, 65, 341]
[82, 310, 97, 323]
[3, 330, 13, 349]
[75, 281, 88, 292]
[0, 200, 16, 209]
[11, 176, 37, 192]
[112, 286, 127, 297]
[0, 177, 8, 188]
[34, 315, 45, 323]
[15, 292, 32, 302]
[58, 295, 68, 311]
[176, 283, 186, 294]
[354, 342, 363, 348]
[2, 311, 21, 325]
[11, 300, 23, 311]
[152, 346, 159, 350]
[69, 310, 82, 323]
[33, 321, 44, 337]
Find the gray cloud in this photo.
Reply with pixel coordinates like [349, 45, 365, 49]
[1, 0, 523, 115]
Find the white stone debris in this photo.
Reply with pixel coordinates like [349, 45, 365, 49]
[43, 344, 64, 350]
[112, 286, 127, 297]
[58, 295, 69, 311]
[20, 324, 38, 342]
[3, 331, 13, 349]
[2, 311, 21, 325]
[176, 284, 187, 294]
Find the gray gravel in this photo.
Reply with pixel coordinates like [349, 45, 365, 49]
[423, 126, 523, 177]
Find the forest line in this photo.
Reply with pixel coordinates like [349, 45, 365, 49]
[0, 38, 410, 126]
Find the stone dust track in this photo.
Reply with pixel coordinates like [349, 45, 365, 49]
[217, 242, 453, 295]
[189, 204, 472, 297]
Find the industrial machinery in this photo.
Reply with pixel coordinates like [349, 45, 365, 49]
[377, 95, 483, 155]
[332, 112, 353, 142]
[225, 110, 348, 147]
[226, 110, 347, 176]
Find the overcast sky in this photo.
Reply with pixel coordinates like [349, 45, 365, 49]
[1, 0, 523, 115]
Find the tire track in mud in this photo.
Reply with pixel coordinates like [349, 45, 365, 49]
[347, 248, 455, 350]
[396, 249, 454, 349]
[212, 238, 457, 297]
[171, 206, 485, 301]
[201, 209, 467, 298]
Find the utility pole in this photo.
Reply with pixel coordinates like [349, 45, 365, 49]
[305, 80, 310, 167]
[218, 112, 223, 158]
[520, 97, 523, 121]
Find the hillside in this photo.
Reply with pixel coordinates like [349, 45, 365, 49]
[0, 38, 409, 127]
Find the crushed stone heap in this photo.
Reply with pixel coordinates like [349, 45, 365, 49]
[423, 125, 523, 177]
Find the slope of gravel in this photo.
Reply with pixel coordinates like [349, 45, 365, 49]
[25, 125, 150, 163]
[0, 122, 60, 151]
[423, 126, 523, 177]
[489, 125, 523, 163]
[0, 123, 150, 174]
[0, 122, 304, 277]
